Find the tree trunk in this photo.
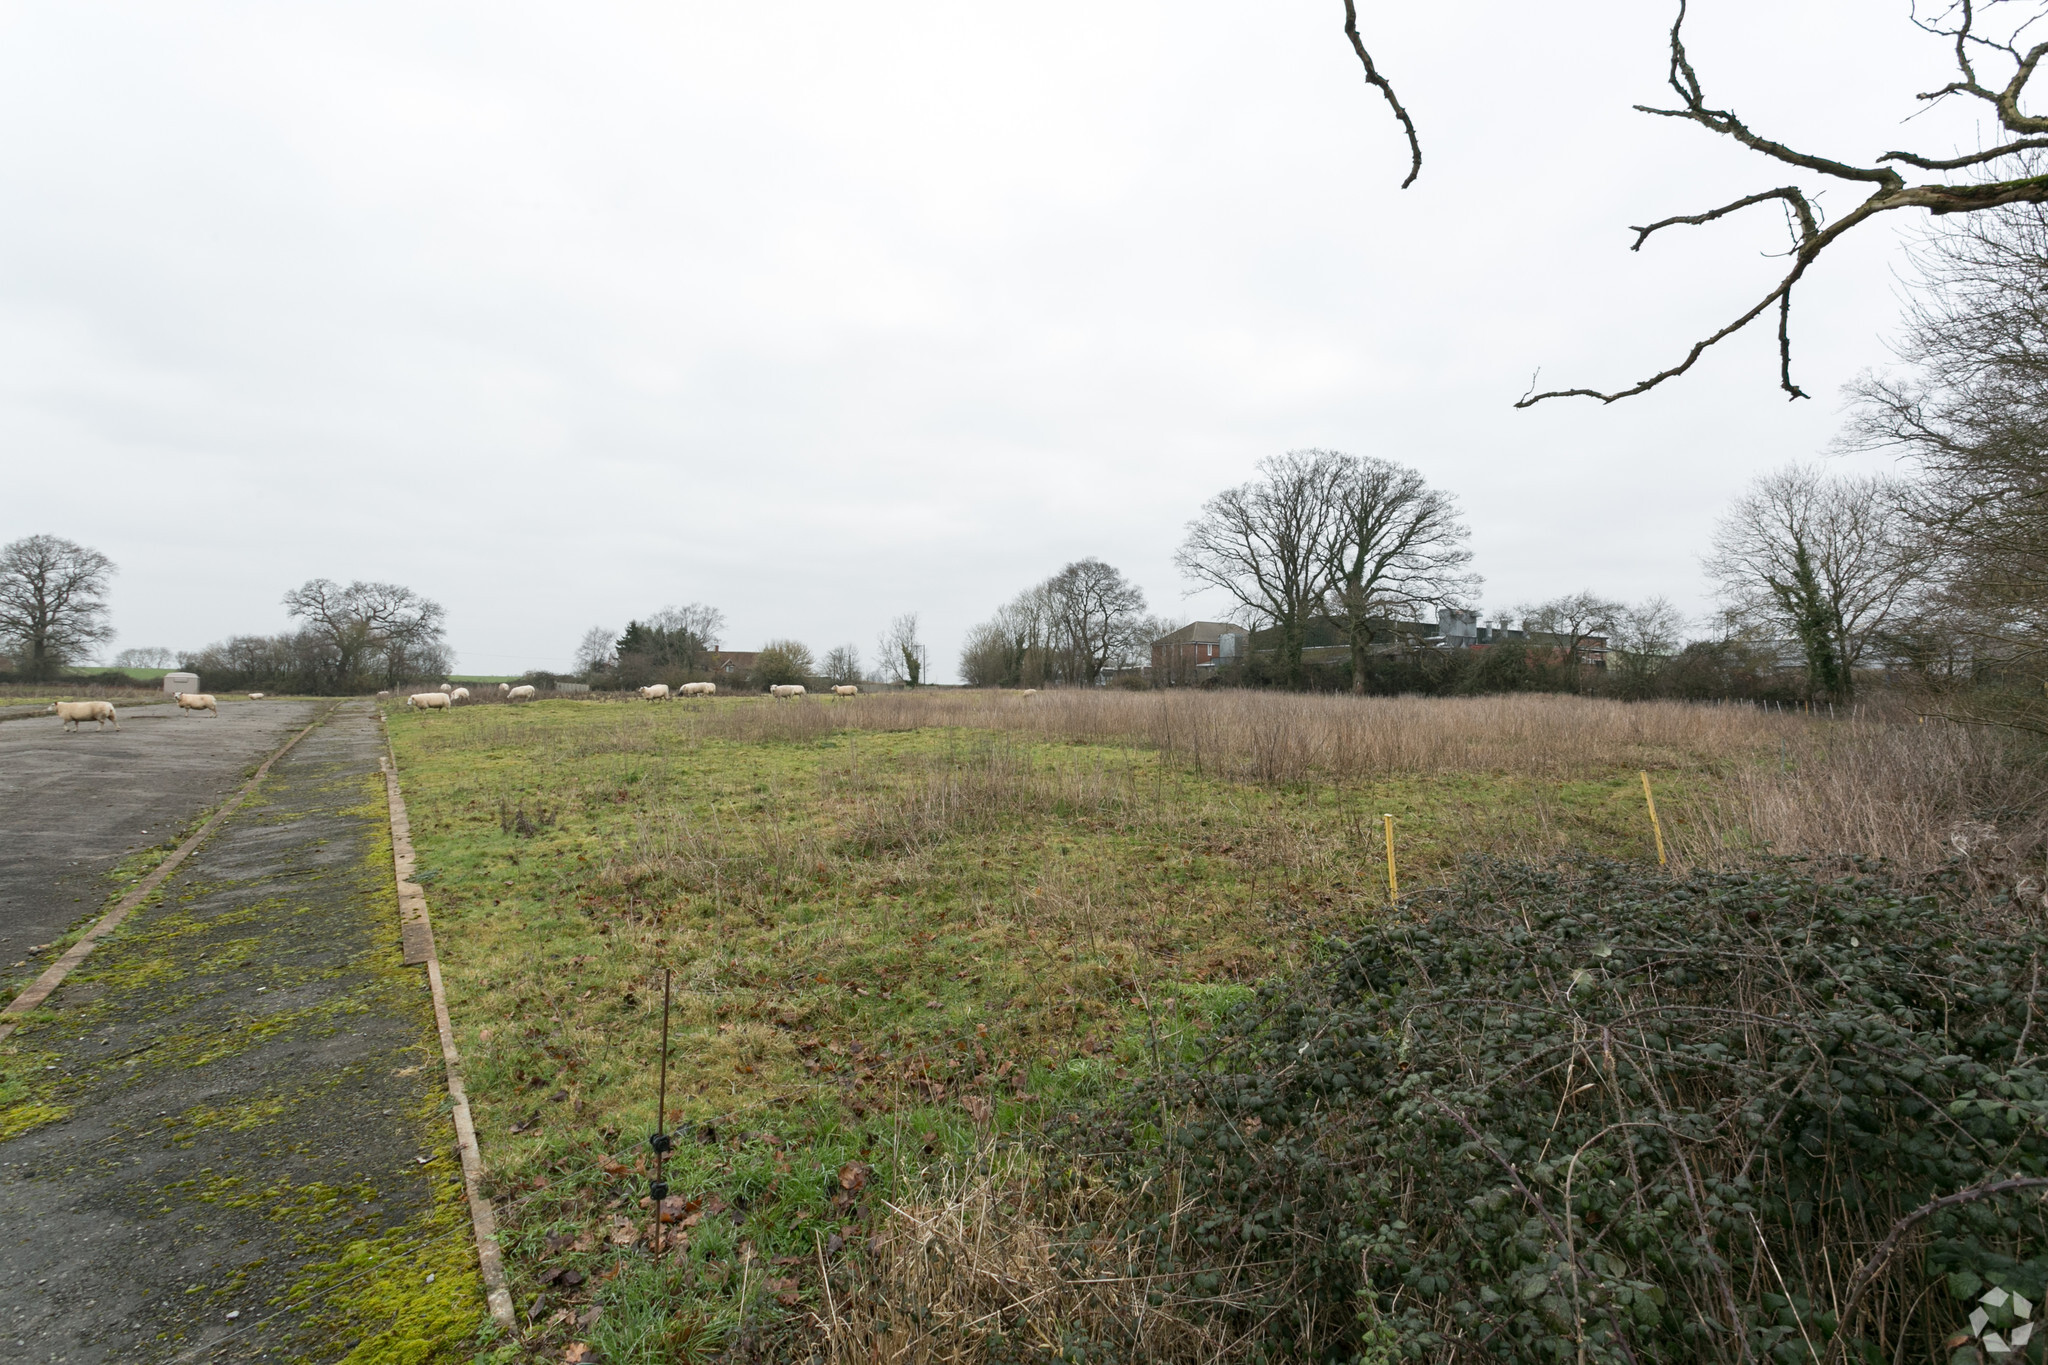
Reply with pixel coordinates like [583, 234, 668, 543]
[1280, 617, 1307, 688]
[1347, 604, 1372, 696]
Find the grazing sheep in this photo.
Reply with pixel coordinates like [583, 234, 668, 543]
[638, 684, 672, 701]
[679, 681, 716, 696]
[247, 692, 265, 700]
[173, 692, 219, 717]
[407, 692, 453, 711]
[498, 682, 511, 695]
[1020, 689, 1038, 697]
[439, 683, 453, 694]
[450, 687, 470, 702]
[768, 684, 806, 699]
[50, 700, 118, 732]
[376, 690, 391, 699]
[831, 685, 859, 696]
[506, 685, 537, 702]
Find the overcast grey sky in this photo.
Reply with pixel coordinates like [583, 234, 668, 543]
[0, 2, 1989, 678]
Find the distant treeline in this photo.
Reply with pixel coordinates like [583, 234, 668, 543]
[1209, 637, 1841, 705]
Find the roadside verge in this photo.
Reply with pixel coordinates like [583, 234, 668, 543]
[380, 723, 519, 1329]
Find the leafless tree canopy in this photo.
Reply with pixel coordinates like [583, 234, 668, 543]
[821, 643, 863, 685]
[1605, 596, 1689, 691]
[1322, 454, 1477, 693]
[1338, 0, 2048, 405]
[0, 534, 116, 682]
[1846, 199, 2048, 689]
[1703, 465, 1921, 701]
[960, 559, 1157, 688]
[880, 612, 929, 686]
[1515, 592, 1625, 659]
[648, 602, 725, 652]
[281, 577, 451, 691]
[574, 625, 618, 675]
[1178, 451, 1472, 688]
[1177, 451, 1346, 687]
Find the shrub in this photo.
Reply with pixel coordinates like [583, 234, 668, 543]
[1048, 859, 2048, 1363]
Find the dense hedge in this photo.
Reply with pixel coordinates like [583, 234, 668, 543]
[1054, 860, 2048, 1363]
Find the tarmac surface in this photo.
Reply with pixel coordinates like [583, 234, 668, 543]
[0, 701, 318, 966]
[0, 701, 479, 1362]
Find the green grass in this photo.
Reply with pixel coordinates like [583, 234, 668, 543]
[384, 695, 1701, 1360]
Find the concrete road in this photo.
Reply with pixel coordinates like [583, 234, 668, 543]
[0, 701, 479, 1362]
[0, 701, 319, 969]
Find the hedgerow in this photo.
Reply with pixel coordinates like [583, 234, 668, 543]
[1047, 859, 2048, 1363]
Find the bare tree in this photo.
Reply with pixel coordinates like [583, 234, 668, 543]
[0, 535, 116, 681]
[650, 603, 724, 652]
[1606, 597, 1690, 696]
[1321, 453, 1477, 694]
[879, 613, 928, 686]
[1515, 591, 1625, 679]
[1334, 2, 2048, 405]
[1177, 450, 1347, 687]
[1704, 465, 1920, 702]
[821, 643, 862, 685]
[1043, 558, 1150, 685]
[1846, 199, 2048, 693]
[615, 602, 723, 680]
[574, 626, 617, 676]
[282, 579, 449, 691]
[113, 646, 176, 668]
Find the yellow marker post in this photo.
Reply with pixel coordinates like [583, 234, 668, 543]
[1382, 813, 1399, 902]
[1640, 770, 1666, 867]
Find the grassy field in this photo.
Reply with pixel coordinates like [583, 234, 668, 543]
[382, 689, 2036, 1362]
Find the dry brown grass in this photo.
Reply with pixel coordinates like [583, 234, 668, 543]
[825, 1137, 1246, 1365]
[831, 688, 1790, 782]
[1669, 711, 2048, 883]
[724, 687, 2048, 880]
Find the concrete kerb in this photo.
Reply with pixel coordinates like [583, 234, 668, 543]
[0, 701, 339, 1044]
[378, 711, 519, 1330]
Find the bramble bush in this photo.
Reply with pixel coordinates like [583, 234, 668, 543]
[1046, 859, 2048, 1363]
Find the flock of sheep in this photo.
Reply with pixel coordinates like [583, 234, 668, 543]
[47, 677, 875, 731]
[633, 682, 857, 700]
[47, 689, 235, 733]
[398, 679, 862, 712]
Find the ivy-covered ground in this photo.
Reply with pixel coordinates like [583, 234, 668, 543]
[383, 693, 1700, 1362]
[0, 702, 487, 1363]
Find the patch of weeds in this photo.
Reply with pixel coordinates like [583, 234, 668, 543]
[384, 698, 1711, 1349]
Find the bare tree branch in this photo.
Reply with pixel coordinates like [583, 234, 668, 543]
[1627, 187, 1817, 251]
[1340, 0, 1422, 189]
[1515, 0, 2048, 406]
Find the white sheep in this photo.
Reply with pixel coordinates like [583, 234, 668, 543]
[376, 690, 391, 699]
[439, 683, 453, 694]
[50, 700, 118, 732]
[407, 692, 453, 711]
[498, 682, 511, 695]
[1020, 689, 1038, 697]
[173, 692, 219, 717]
[831, 685, 859, 696]
[768, 684, 807, 699]
[679, 681, 716, 696]
[450, 687, 470, 702]
[247, 692, 265, 700]
[506, 684, 537, 702]
[637, 684, 672, 700]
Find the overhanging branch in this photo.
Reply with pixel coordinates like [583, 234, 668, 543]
[1341, 0, 1422, 188]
